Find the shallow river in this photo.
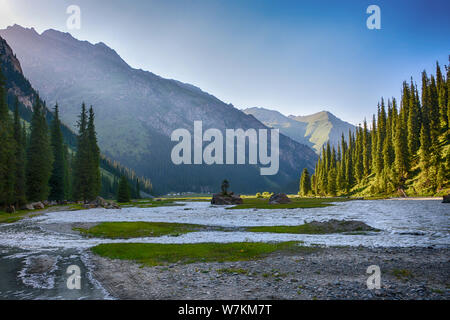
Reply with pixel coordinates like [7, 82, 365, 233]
[0, 199, 448, 299]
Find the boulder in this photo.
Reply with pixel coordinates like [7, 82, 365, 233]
[211, 193, 243, 205]
[21, 203, 35, 211]
[31, 202, 45, 210]
[305, 219, 379, 233]
[268, 193, 291, 204]
[443, 194, 450, 203]
[5, 205, 15, 214]
[84, 196, 121, 209]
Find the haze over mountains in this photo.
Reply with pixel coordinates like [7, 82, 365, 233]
[0, 24, 317, 194]
[0, 34, 151, 198]
[244, 107, 356, 154]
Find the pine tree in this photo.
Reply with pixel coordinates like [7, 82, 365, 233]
[376, 99, 387, 175]
[48, 104, 66, 201]
[26, 97, 53, 201]
[362, 119, 370, 176]
[86, 106, 101, 199]
[299, 168, 311, 196]
[13, 97, 26, 206]
[72, 103, 89, 201]
[0, 67, 16, 209]
[135, 178, 141, 199]
[117, 175, 130, 203]
[407, 81, 420, 155]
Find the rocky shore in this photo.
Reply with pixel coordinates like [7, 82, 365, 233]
[89, 246, 449, 300]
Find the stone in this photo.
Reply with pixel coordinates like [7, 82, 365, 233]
[31, 202, 45, 210]
[211, 193, 243, 205]
[20, 203, 35, 211]
[268, 193, 291, 204]
[442, 194, 450, 203]
[5, 205, 15, 214]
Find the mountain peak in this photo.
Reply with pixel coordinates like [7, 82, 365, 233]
[41, 28, 76, 41]
[5, 24, 39, 37]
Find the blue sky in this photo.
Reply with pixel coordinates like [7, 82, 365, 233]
[0, 0, 449, 124]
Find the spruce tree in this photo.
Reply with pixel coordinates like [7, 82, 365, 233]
[117, 175, 130, 203]
[407, 82, 420, 155]
[0, 67, 16, 209]
[362, 119, 370, 176]
[86, 106, 101, 199]
[72, 103, 89, 201]
[48, 104, 66, 201]
[26, 97, 53, 202]
[13, 97, 26, 206]
[135, 178, 141, 199]
[299, 168, 311, 196]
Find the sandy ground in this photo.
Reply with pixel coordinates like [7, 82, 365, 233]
[89, 246, 449, 300]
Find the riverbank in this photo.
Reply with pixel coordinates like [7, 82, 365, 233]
[89, 246, 449, 300]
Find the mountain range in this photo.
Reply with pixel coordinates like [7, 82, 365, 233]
[243, 108, 356, 154]
[0, 25, 317, 194]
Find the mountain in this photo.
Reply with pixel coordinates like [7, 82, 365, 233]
[0, 25, 317, 194]
[243, 107, 356, 154]
[0, 34, 151, 198]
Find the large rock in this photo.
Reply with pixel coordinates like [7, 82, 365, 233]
[305, 219, 378, 233]
[20, 203, 34, 210]
[268, 193, 291, 204]
[5, 205, 15, 214]
[211, 193, 243, 205]
[443, 194, 450, 203]
[31, 202, 45, 210]
[86, 196, 121, 209]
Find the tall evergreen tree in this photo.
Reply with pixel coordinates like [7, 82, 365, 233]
[72, 103, 89, 201]
[48, 104, 66, 201]
[26, 97, 53, 201]
[13, 97, 26, 206]
[299, 168, 311, 196]
[117, 175, 130, 202]
[87, 106, 101, 199]
[135, 178, 141, 199]
[0, 67, 16, 209]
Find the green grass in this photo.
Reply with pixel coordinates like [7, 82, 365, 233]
[0, 209, 43, 224]
[229, 197, 351, 210]
[392, 268, 414, 281]
[74, 221, 209, 239]
[91, 241, 316, 266]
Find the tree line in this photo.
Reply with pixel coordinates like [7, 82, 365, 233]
[0, 66, 141, 211]
[300, 59, 450, 197]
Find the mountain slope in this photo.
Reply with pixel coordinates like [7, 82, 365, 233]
[0, 34, 151, 198]
[244, 107, 356, 154]
[0, 25, 317, 194]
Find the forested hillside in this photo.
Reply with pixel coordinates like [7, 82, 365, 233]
[0, 36, 151, 210]
[300, 59, 450, 197]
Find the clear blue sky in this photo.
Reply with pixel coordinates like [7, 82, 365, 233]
[1, 0, 449, 124]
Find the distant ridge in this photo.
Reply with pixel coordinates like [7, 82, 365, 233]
[244, 107, 356, 154]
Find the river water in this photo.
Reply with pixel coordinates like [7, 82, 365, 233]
[0, 199, 448, 299]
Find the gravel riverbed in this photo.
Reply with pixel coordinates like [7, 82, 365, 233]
[90, 246, 449, 300]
